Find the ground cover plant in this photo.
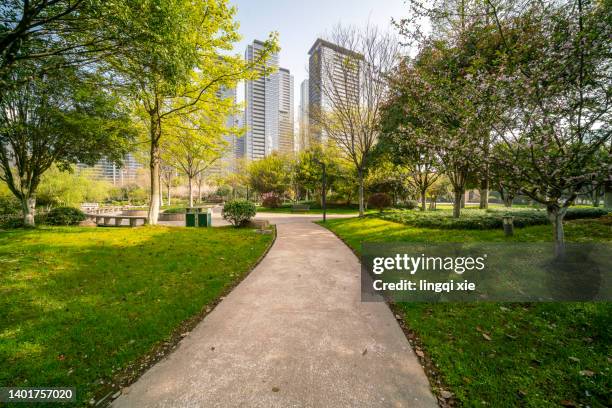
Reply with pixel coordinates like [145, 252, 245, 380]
[380, 207, 609, 230]
[0, 226, 273, 405]
[320, 216, 611, 407]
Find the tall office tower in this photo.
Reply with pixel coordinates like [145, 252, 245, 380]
[278, 68, 294, 154]
[244, 40, 279, 160]
[308, 38, 362, 143]
[77, 153, 142, 186]
[207, 86, 240, 177]
[298, 79, 310, 151]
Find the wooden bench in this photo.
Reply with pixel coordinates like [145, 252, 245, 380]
[291, 204, 310, 213]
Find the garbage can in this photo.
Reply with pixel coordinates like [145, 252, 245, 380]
[185, 207, 196, 227]
[198, 208, 212, 227]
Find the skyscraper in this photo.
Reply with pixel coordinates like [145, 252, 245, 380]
[298, 79, 309, 151]
[308, 38, 362, 143]
[244, 40, 279, 160]
[77, 153, 142, 186]
[278, 68, 294, 154]
[206, 86, 240, 177]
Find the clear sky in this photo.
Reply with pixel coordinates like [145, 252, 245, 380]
[229, 0, 410, 113]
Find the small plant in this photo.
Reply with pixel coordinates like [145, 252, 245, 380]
[45, 207, 86, 226]
[222, 199, 256, 227]
[404, 200, 419, 210]
[368, 193, 392, 212]
[261, 192, 282, 208]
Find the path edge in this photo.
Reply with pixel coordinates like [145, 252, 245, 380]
[95, 226, 278, 407]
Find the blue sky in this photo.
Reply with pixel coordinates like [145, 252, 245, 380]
[229, 0, 410, 110]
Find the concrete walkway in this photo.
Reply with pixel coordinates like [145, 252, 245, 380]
[113, 222, 436, 408]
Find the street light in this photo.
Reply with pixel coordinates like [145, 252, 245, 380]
[312, 157, 327, 222]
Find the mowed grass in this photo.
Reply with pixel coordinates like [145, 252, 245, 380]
[321, 216, 611, 407]
[0, 226, 273, 405]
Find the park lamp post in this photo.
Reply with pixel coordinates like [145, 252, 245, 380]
[312, 157, 327, 222]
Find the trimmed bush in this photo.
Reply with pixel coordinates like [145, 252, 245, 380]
[379, 207, 609, 230]
[261, 192, 282, 209]
[222, 200, 256, 227]
[404, 200, 419, 210]
[162, 207, 186, 214]
[45, 207, 86, 226]
[368, 193, 392, 212]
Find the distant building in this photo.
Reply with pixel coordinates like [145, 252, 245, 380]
[278, 68, 294, 154]
[244, 40, 279, 160]
[298, 79, 309, 151]
[308, 38, 362, 143]
[77, 153, 142, 186]
[243, 39, 294, 160]
[207, 86, 240, 177]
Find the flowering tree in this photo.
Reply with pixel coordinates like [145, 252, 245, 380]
[486, 0, 611, 255]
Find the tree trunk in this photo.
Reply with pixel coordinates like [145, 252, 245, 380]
[167, 184, 171, 206]
[604, 180, 612, 208]
[147, 115, 161, 225]
[547, 206, 567, 258]
[479, 186, 489, 209]
[22, 196, 36, 227]
[453, 189, 462, 218]
[358, 169, 365, 217]
[159, 171, 163, 208]
[188, 177, 194, 207]
[460, 192, 465, 209]
[503, 195, 513, 207]
[591, 185, 600, 207]
[198, 180, 202, 203]
[420, 190, 426, 211]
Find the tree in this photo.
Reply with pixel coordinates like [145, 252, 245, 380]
[486, 0, 611, 256]
[0, 63, 134, 226]
[309, 24, 399, 217]
[162, 90, 237, 207]
[110, 0, 278, 224]
[247, 153, 291, 197]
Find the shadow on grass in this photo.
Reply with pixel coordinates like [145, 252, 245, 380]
[0, 226, 272, 406]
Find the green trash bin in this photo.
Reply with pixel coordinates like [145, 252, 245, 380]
[197, 208, 212, 227]
[185, 207, 196, 227]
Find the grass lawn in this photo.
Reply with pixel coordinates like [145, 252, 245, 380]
[320, 216, 611, 407]
[0, 225, 273, 406]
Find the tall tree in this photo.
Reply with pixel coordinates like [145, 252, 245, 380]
[0, 63, 134, 226]
[309, 24, 399, 217]
[486, 0, 611, 256]
[110, 0, 277, 224]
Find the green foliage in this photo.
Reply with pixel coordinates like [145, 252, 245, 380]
[36, 167, 112, 207]
[248, 153, 291, 195]
[261, 192, 282, 209]
[380, 207, 609, 230]
[403, 200, 419, 210]
[367, 193, 392, 212]
[45, 207, 86, 226]
[162, 207, 186, 214]
[222, 199, 257, 227]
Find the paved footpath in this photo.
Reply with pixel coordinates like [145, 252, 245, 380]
[114, 221, 436, 408]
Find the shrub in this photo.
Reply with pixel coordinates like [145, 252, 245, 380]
[222, 200, 256, 227]
[45, 207, 86, 226]
[261, 192, 282, 208]
[368, 193, 392, 212]
[379, 207, 608, 230]
[404, 200, 419, 210]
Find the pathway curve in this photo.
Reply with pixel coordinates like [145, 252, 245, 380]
[113, 221, 436, 407]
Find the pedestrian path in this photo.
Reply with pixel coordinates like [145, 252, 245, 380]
[113, 221, 436, 407]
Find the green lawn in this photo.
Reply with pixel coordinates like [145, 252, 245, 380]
[0, 226, 273, 406]
[320, 216, 611, 407]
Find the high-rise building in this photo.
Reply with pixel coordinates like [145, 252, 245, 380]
[308, 38, 362, 143]
[206, 86, 240, 177]
[298, 79, 309, 151]
[278, 68, 294, 154]
[244, 40, 279, 160]
[243, 39, 295, 160]
[77, 153, 142, 186]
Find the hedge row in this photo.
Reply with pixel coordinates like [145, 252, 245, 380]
[379, 207, 609, 230]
